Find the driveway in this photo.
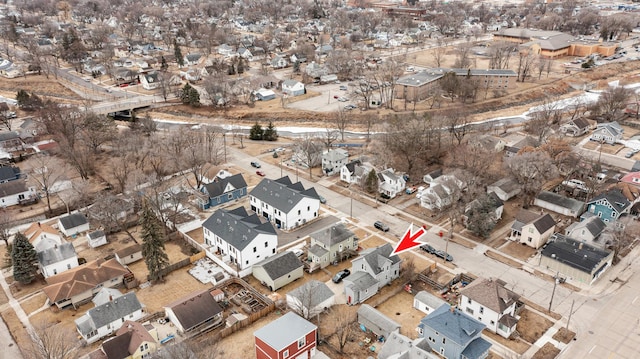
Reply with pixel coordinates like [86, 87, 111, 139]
[276, 215, 340, 247]
[325, 278, 347, 305]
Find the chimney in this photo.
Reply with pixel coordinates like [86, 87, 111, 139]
[109, 295, 113, 302]
[579, 242, 583, 250]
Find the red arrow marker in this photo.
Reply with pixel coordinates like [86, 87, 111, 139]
[392, 224, 426, 255]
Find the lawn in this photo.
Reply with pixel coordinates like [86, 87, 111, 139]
[517, 309, 554, 344]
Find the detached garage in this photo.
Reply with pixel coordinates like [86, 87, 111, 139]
[252, 251, 303, 291]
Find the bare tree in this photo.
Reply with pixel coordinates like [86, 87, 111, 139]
[333, 305, 356, 354]
[28, 154, 67, 214]
[294, 137, 323, 179]
[432, 38, 448, 67]
[446, 109, 471, 145]
[0, 103, 13, 131]
[453, 41, 473, 69]
[517, 50, 537, 82]
[334, 109, 349, 142]
[28, 320, 78, 359]
[322, 127, 338, 149]
[88, 193, 137, 239]
[590, 86, 633, 122]
[0, 210, 13, 246]
[288, 281, 327, 320]
[505, 151, 559, 207]
[526, 96, 562, 143]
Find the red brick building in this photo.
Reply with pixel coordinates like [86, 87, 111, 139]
[254, 312, 318, 359]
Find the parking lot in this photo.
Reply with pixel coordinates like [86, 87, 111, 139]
[286, 82, 359, 112]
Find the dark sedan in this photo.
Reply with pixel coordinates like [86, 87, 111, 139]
[332, 269, 351, 283]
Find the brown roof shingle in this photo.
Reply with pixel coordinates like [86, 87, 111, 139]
[461, 277, 520, 314]
[43, 258, 129, 303]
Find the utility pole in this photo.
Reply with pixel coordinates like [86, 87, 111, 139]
[549, 271, 559, 312]
[566, 299, 575, 329]
[223, 133, 227, 163]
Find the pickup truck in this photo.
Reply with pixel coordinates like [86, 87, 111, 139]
[405, 186, 417, 194]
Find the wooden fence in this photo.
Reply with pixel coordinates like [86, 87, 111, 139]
[148, 257, 191, 282]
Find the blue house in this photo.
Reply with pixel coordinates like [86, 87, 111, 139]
[199, 173, 247, 209]
[417, 304, 491, 359]
[585, 189, 630, 222]
[0, 166, 21, 183]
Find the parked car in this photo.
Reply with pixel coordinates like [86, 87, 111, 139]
[405, 186, 417, 194]
[374, 221, 390, 232]
[420, 244, 436, 254]
[332, 269, 351, 283]
[251, 161, 261, 168]
[344, 104, 357, 110]
[318, 195, 327, 204]
[288, 248, 304, 257]
[339, 85, 347, 91]
[333, 95, 340, 99]
[435, 250, 453, 262]
[338, 97, 348, 102]
[256, 170, 266, 176]
[625, 151, 635, 158]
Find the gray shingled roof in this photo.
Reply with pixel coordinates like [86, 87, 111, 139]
[253, 251, 303, 281]
[414, 290, 446, 310]
[358, 304, 401, 337]
[360, 244, 401, 274]
[75, 293, 142, 336]
[59, 213, 88, 231]
[310, 223, 354, 247]
[344, 159, 361, 174]
[511, 209, 541, 232]
[0, 166, 20, 182]
[202, 173, 247, 198]
[308, 244, 328, 257]
[88, 230, 105, 240]
[249, 176, 320, 213]
[460, 278, 519, 314]
[489, 178, 520, 194]
[287, 280, 334, 307]
[570, 216, 606, 238]
[541, 234, 612, 273]
[254, 312, 317, 351]
[532, 214, 556, 234]
[202, 207, 276, 251]
[536, 191, 585, 213]
[0, 180, 30, 197]
[344, 271, 378, 291]
[378, 334, 435, 359]
[588, 189, 631, 214]
[37, 242, 77, 266]
[419, 304, 486, 347]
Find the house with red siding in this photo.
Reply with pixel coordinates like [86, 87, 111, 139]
[254, 312, 319, 359]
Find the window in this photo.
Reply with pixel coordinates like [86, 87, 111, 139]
[466, 308, 474, 315]
[283, 350, 289, 358]
[307, 206, 310, 211]
[298, 210, 301, 215]
[265, 242, 268, 247]
[479, 307, 484, 314]
[53, 269, 57, 275]
[272, 248, 276, 254]
[490, 320, 495, 325]
[298, 337, 306, 348]
[442, 337, 446, 344]
[440, 348, 445, 355]
[418, 328, 423, 335]
[227, 193, 233, 200]
[67, 264, 71, 269]
[467, 298, 472, 304]
[253, 247, 257, 252]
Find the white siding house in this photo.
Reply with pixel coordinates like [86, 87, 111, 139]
[459, 278, 520, 339]
[58, 213, 90, 237]
[322, 149, 348, 176]
[75, 292, 144, 344]
[249, 176, 320, 230]
[378, 168, 406, 199]
[203, 207, 278, 277]
[38, 243, 79, 278]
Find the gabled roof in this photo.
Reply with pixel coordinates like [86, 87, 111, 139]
[249, 176, 320, 213]
[37, 242, 77, 267]
[165, 288, 223, 332]
[253, 251, 303, 281]
[59, 213, 88, 231]
[378, 334, 435, 359]
[322, 149, 348, 162]
[103, 321, 156, 359]
[92, 287, 123, 307]
[254, 312, 316, 351]
[511, 209, 542, 232]
[357, 304, 400, 336]
[419, 304, 486, 346]
[88, 230, 105, 240]
[343, 160, 362, 174]
[536, 191, 585, 213]
[202, 173, 247, 198]
[532, 214, 556, 234]
[344, 270, 378, 291]
[588, 189, 631, 214]
[566, 216, 606, 240]
[414, 290, 446, 309]
[0, 180, 31, 197]
[620, 172, 640, 187]
[75, 292, 143, 336]
[202, 207, 276, 251]
[488, 178, 520, 194]
[359, 244, 401, 275]
[24, 222, 60, 244]
[570, 117, 591, 130]
[541, 233, 612, 273]
[0, 166, 20, 182]
[287, 280, 334, 307]
[310, 222, 354, 247]
[43, 258, 129, 303]
[115, 244, 142, 258]
[308, 244, 328, 257]
[460, 278, 520, 314]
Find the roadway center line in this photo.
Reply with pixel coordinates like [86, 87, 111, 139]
[633, 296, 638, 305]
[588, 345, 596, 354]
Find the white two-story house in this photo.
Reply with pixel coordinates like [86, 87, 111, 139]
[340, 160, 372, 185]
[459, 278, 521, 339]
[322, 149, 348, 176]
[378, 168, 406, 199]
[75, 292, 144, 344]
[344, 244, 401, 305]
[249, 176, 320, 231]
[202, 207, 278, 277]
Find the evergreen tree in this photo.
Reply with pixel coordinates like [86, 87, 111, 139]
[293, 60, 300, 73]
[160, 56, 168, 71]
[263, 121, 278, 141]
[249, 122, 264, 140]
[12, 232, 37, 284]
[174, 39, 184, 67]
[364, 170, 378, 194]
[140, 203, 169, 282]
[16, 89, 30, 108]
[180, 84, 200, 107]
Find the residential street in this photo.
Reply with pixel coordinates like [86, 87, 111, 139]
[229, 144, 640, 358]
